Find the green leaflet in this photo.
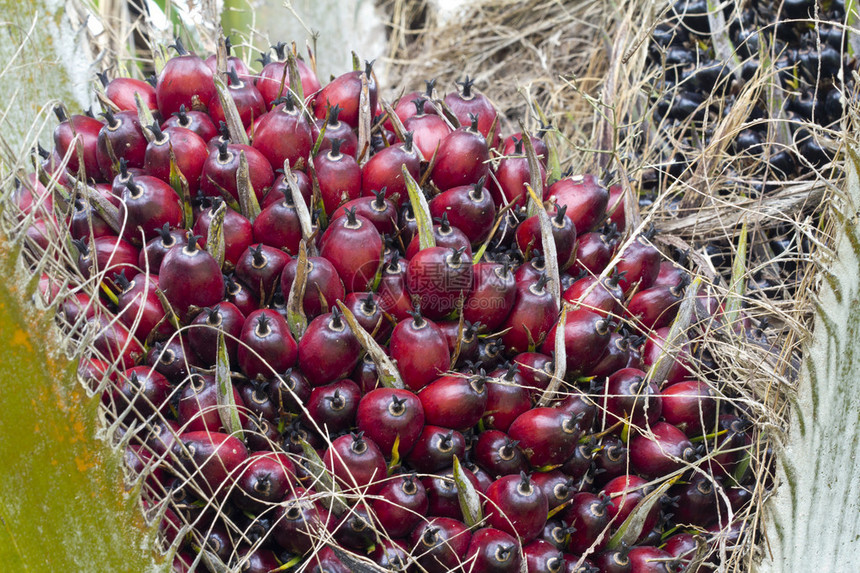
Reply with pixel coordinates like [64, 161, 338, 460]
[403, 165, 436, 251]
[336, 301, 404, 389]
[607, 477, 677, 550]
[215, 331, 243, 439]
[298, 439, 348, 516]
[453, 456, 483, 528]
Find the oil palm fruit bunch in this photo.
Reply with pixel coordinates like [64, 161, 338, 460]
[640, 0, 854, 300]
[22, 35, 764, 572]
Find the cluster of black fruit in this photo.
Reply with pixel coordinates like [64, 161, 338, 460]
[644, 0, 853, 298]
[14, 34, 760, 573]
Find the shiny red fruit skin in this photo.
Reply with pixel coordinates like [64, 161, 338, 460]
[406, 425, 466, 472]
[660, 380, 718, 436]
[192, 202, 254, 268]
[376, 255, 412, 320]
[280, 255, 345, 319]
[466, 527, 523, 573]
[76, 235, 140, 283]
[234, 243, 290, 303]
[516, 207, 577, 268]
[304, 379, 361, 436]
[403, 102, 453, 159]
[464, 262, 516, 330]
[119, 175, 184, 243]
[422, 465, 481, 520]
[313, 68, 378, 129]
[207, 75, 266, 128]
[200, 143, 274, 203]
[172, 430, 248, 499]
[389, 313, 451, 392]
[431, 121, 490, 190]
[371, 474, 429, 538]
[500, 276, 559, 355]
[156, 49, 216, 118]
[483, 366, 531, 432]
[272, 488, 333, 555]
[323, 433, 387, 492]
[53, 112, 103, 179]
[590, 332, 632, 379]
[642, 327, 693, 385]
[524, 539, 566, 573]
[361, 138, 421, 207]
[112, 366, 171, 419]
[615, 236, 662, 295]
[252, 99, 313, 171]
[145, 335, 200, 383]
[600, 475, 658, 535]
[671, 473, 720, 527]
[143, 125, 208, 193]
[237, 309, 298, 380]
[313, 106, 359, 157]
[508, 407, 583, 468]
[531, 470, 575, 512]
[626, 283, 685, 330]
[115, 272, 171, 342]
[255, 53, 321, 108]
[540, 308, 611, 376]
[629, 421, 695, 479]
[161, 106, 217, 141]
[513, 351, 554, 399]
[444, 83, 498, 143]
[607, 183, 626, 231]
[429, 181, 497, 245]
[628, 546, 675, 573]
[405, 220, 472, 260]
[342, 291, 391, 343]
[297, 310, 361, 386]
[409, 518, 472, 573]
[568, 230, 617, 276]
[356, 387, 425, 456]
[187, 302, 245, 366]
[503, 133, 548, 164]
[485, 473, 549, 543]
[139, 226, 185, 272]
[562, 274, 623, 318]
[562, 492, 611, 554]
[319, 211, 383, 293]
[406, 245, 474, 320]
[177, 373, 247, 432]
[419, 373, 488, 431]
[103, 76, 157, 113]
[158, 238, 225, 322]
[474, 429, 528, 478]
[602, 367, 662, 429]
[96, 111, 147, 179]
[545, 174, 609, 235]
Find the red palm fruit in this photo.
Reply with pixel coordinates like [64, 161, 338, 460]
[333, 504, 377, 551]
[600, 475, 658, 532]
[324, 432, 387, 492]
[555, 389, 598, 433]
[474, 429, 528, 478]
[654, 260, 687, 289]
[96, 110, 147, 179]
[331, 188, 397, 236]
[314, 138, 362, 214]
[464, 261, 516, 330]
[508, 407, 583, 468]
[234, 243, 289, 302]
[403, 98, 453, 159]
[516, 205, 578, 268]
[61, 293, 98, 326]
[145, 335, 200, 383]
[562, 271, 624, 318]
[255, 43, 321, 107]
[483, 364, 532, 432]
[370, 539, 411, 571]
[53, 106, 103, 179]
[615, 234, 662, 295]
[465, 460, 495, 494]
[407, 425, 466, 472]
[207, 69, 265, 127]
[390, 310, 451, 392]
[342, 291, 391, 343]
[702, 415, 752, 478]
[406, 245, 474, 320]
[467, 527, 523, 573]
[501, 274, 559, 354]
[429, 178, 496, 245]
[524, 540, 566, 573]
[155, 39, 215, 117]
[251, 190, 303, 254]
[119, 174, 184, 243]
[405, 214, 473, 259]
[562, 492, 613, 554]
[361, 133, 421, 207]
[593, 547, 632, 573]
[398, 203, 419, 247]
[660, 380, 718, 436]
[410, 518, 472, 573]
[11, 174, 53, 221]
[437, 319, 479, 365]
[486, 472, 548, 542]
[223, 273, 259, 316]
[75, 236, 140, 285]
[514, 255, 548, 284]
[641, 327, 693, 385]
[626, 279, 688, 330]
[594, 435, 629, 484]
[238, 378, 278, 421]
[143, 123, 208, 192]
[606, 184, 626, 231]
[546, 174, 609, 235]
[251, 95, 313, 171]
[568, 226, 619, 276]
[627, 546, 674, 573]
[353, 353, 380, 393]
[298, 308, 361, 386]
[272, 488, 333, 555]
[313, 62, 378, 128]
[503, 133, 548, 164]
[671, 474, 720, 527]
[513, 351, 554, 398]
[419, 372, 488, 431]
[304, 378, 361, 435]
[237, 309, 297, 379]
[431, 114, 490, 190]
[602, 368, 662, 429]
[177, 373, 247, 432]
[389, 80, 437, 129]
[137, 223, 186, 274]
[69, 196, 114, 241]
[114, 271, 171, 341]
[280, 255, 345, 319]
[142, 418, 180, 458]
[267, 368, 311, 415]
[356, 387, 424, 455]
[662, 533, 697, 568]
[590, 331, 632, 378]
[235, 548, 280, 573]
[97, 72, 157, 113]
[376, 253, 412, 320]
[492, 138, 547, 206]
[422, 465, 482, 520]
[532, 470, 575, 512]
[172, 430, 248, 499]
[112, 366, 171, 418]
[313, 103, 358, 157]
[158, 234, 224, 321]
[161, 104, 217, 141]
[444, 77, 499, 144]
[319, 208, 383, 292]
[264, 168, 312, 208]
[371, 474, 428, 538]
[540, 308, 611, 376]
[192, 199, 253, 268]
[200, 142, 274, 203]
[187, 302, 244, 366]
